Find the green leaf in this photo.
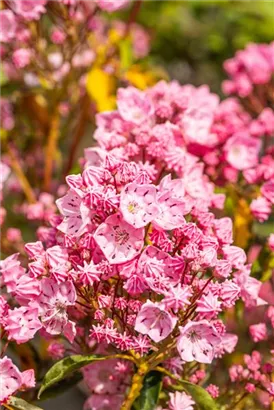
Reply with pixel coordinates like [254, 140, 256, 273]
[38, 355, 107, 399]
[8, 397, 43, 410]
[179, 380, 219, 410]
[133, 371, 162, 410]
[39, 372, 83, 401]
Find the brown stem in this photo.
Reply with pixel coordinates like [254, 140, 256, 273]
[7, 145, 36, 204]
[44, 110, 60, 191]
[63, 94, 90, 177]
[126, 0, 143, 34]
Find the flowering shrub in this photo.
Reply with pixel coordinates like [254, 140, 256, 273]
[0, 154, 273, 409]
[0, 1, 273, 408]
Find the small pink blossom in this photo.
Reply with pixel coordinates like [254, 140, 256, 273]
[224, 134, 261, 170]
[0, 357, 22, 404]
[33, 278, 76, 336]
[250, 197, 272, 222]
[120, 182, 159, 228]
[5, 307, 41, 344]
[0, 10, 17, 42]
[96, 0, 129, 12]
[177, 320, 221, 364]
[94, 213, 144, 264]
[249, 323, 268, 343]
[168, 391, 194, 410]
[135, 300, 177, 343]
[117, 86, 154, 125]
[10, 0, 47, 20]
[21, 369, 35, 389]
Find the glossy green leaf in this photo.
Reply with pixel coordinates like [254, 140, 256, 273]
[38, 355, 107, 399]
[39, 371, 83, 400]
[8, 397, 43, 410]
[133, 371, 162, 410]
[180, 380, 219, 410]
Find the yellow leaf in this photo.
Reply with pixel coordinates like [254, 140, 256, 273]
[233, 198, 252, 248]
[86, 67, 116, 112]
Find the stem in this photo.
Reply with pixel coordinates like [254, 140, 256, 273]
[121, 363, 149, 410]
[126, 0, 143, 34]
[44, 110, 60, 191]
[7, 145, 36, 204]
[63, 94, 90, 177]
[3, 404, 14, 410]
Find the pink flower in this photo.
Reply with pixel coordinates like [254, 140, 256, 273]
[33, 278, 76, 336]
[47, 342, 65, 359]
[51, 28, 66, 44]
[73, 261, 101, 286]
[5, 307, 41, 344]
[261, 181, 274, 204]
[224, 134, 261, 170]
[222, 245, 247, 269]
[249, 323, 267, 343]
[57, 190, 90, 237]
[10, 0, 47, 20]
[94, 213, 144, 264]
[0, 10, 16, 42]
[117, 87, 154, 125]
[168, 391, 194, 410]
[234, 270, 266, 308]
[120, 182, 159, 228]
[0, 357, 22, 404]
[21, 369, 35, 389]
[163, 284, 192, 312]
[96, 0, 129, 12]
[12, 48, 31, 69]
[177, 320, 221, 363]
[196, 292, 222, 320]
[84, 394, 124, 410]
[135, 300, 177, 342]
[250, 197, 271, 222]
[206, 384, 219, 398]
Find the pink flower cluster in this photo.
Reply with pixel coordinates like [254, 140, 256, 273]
[0, 154, 267, 406]
[91, 76, 273, 227]
[229, 351, 273, 406]
[222, 42, 274, 98]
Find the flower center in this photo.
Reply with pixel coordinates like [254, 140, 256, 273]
[127, 201, 139, 214]
[187, 329, 201, 343]
[114, 229, 129, 245]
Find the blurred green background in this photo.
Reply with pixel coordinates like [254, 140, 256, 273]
[118, 0, 274, 93]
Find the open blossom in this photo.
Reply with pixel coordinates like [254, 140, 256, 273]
[168, 391, 194, 410]
[135, 300, 177, 343]
[250, 197, 272, 222]
[0, 357, 22, 404]
[32, 278, 76, 337]
[0, 10, 17, 42]
[117, 87, 154, 125]
[5, 307, 41, 344]
[177, 320, 221, 364]
[224, 134, 261, 170]
[120, 182, 159, 228]
[94, 213, 144, 264]
[9, 0, 47, 20]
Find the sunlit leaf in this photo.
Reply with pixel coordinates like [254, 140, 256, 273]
[8, 397, 43, 410]
[38, 355, 107, 398]
[179, 380, 219, 410]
